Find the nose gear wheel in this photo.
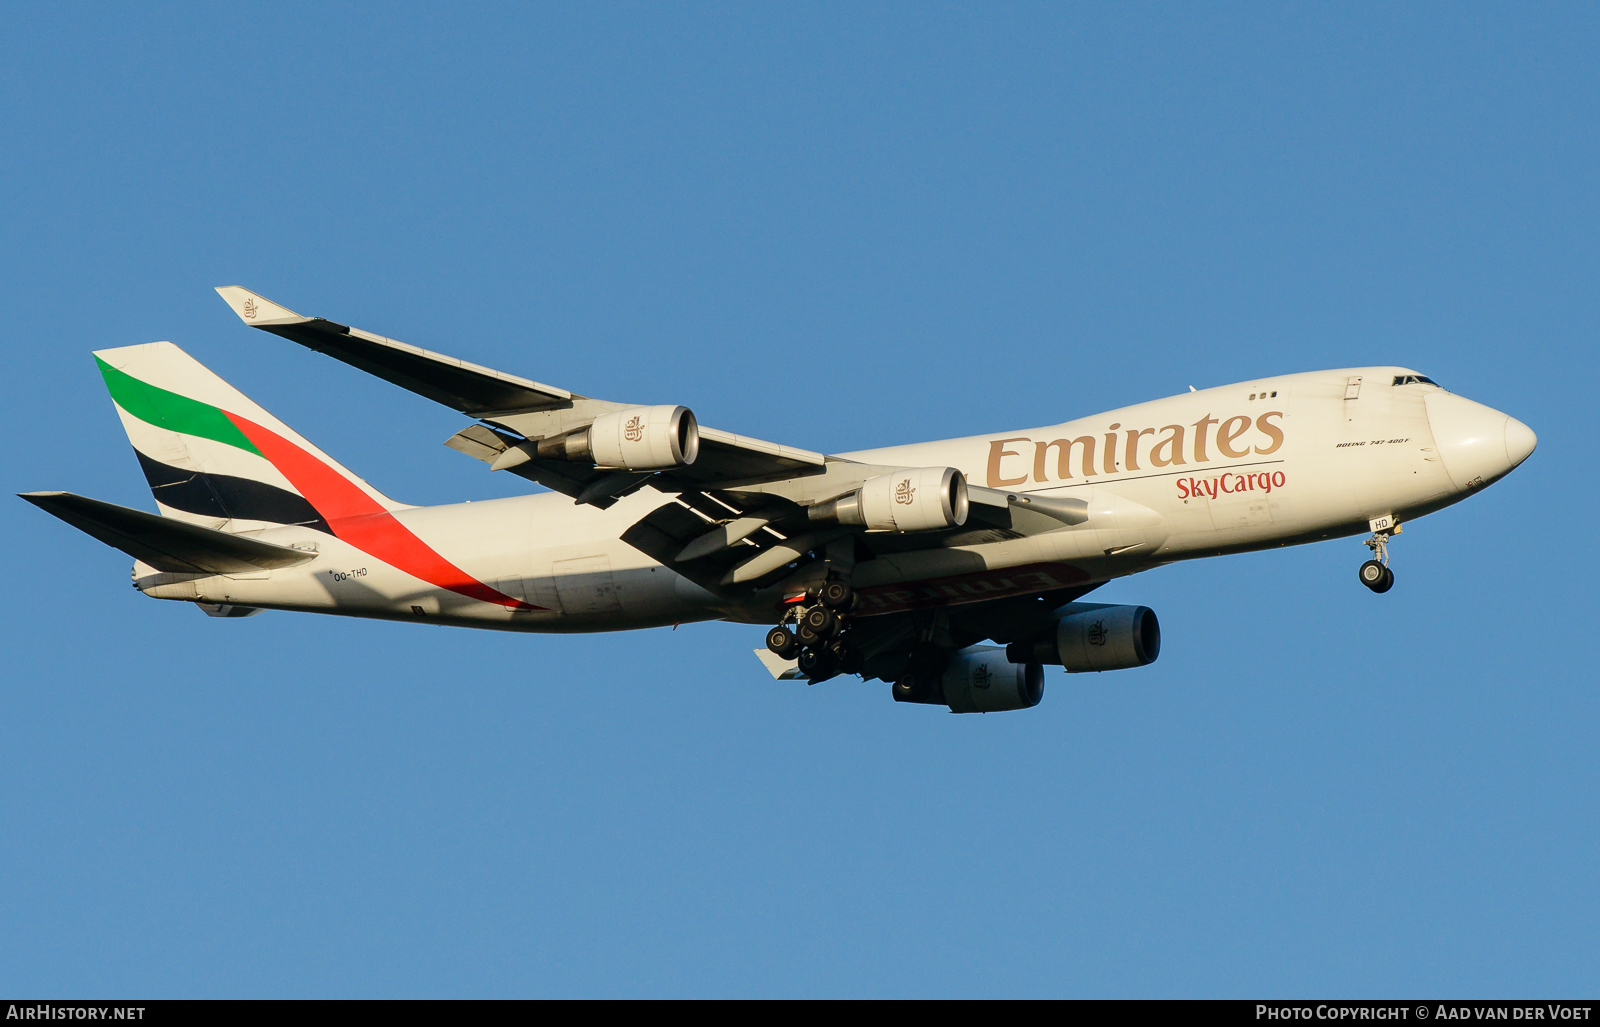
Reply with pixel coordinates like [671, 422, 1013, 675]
[1360, 522, 1400, 593]
[1358, 559, 1393, 593]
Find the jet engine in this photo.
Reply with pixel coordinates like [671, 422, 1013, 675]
[808, 467, 969, 533]
[1006, 603, 1161, 673]
[538, 405, 699, 470]
[941, 648, 1045, 713]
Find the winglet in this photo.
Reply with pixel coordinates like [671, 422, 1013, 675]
[215, 286, 309, 327]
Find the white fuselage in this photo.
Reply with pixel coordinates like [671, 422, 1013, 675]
[135, 366, 1533, 630]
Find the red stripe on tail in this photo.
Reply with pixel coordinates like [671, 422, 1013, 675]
[225, 412, 541, 611]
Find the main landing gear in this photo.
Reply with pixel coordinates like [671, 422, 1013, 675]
[765, 579, 863, 683]
[1358, 518, 1401, 594]
[891, 641, 950, 704]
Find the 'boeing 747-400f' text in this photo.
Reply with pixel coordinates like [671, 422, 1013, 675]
[22, 288, 1537, 713]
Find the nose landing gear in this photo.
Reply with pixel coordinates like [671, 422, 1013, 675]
[1358, 559, 1393, 592]
[1359, 517, 1400, 593]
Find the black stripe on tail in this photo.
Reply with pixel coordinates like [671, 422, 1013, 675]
[135, 451, 332, 534]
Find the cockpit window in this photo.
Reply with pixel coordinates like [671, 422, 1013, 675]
[1393, 375, 1439, 386]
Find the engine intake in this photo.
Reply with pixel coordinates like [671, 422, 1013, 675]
[809, 467, 969, 533]
[538, 405, 698, 470]
[942, 648, 1045, 713]
[1006, 603, 1161, 673]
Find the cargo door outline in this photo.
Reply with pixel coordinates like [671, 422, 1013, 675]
[553, 555, 622, 616]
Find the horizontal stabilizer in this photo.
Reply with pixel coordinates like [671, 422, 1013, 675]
[754, 649, 803, 680]
[19, 492, 318, 575]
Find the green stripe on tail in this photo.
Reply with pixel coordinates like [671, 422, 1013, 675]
[95, 356, 262, 456]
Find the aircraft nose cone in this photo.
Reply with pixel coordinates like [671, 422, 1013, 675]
[1504, 416, 1537, 469]
[1424, 391, 1531, 493]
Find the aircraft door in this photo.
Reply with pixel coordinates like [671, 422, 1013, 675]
[553, 555, 622, 616]
[1342, 373, 1397, 434]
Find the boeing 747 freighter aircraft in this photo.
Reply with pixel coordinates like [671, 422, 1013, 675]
[22, 288, 1536, 712]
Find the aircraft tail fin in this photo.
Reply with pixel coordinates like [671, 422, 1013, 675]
[93, 341, 406, 534]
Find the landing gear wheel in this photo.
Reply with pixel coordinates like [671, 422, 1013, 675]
[1360, 523, 1400, 594]
[821, 580, 854, 610]
[766, 626, 799, 660]
[893, 643, 950, 704]
[799, 646, 839, 683]
[892, 674, 924, 703]
[892, 670, 939, 704]
[801, 605, 839, 640]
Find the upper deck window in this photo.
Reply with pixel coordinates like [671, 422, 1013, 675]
[1393, 375, 1439, 386]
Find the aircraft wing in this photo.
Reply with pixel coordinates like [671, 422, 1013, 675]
[214, 288, 1088, 596]
[216, 286, 827, 493]
[215, 286, 577, 417]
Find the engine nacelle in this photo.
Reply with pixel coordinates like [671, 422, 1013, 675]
[1006, 603, 1161, 673]
[809, 467, 969, 533]
[942, 648, 1045, 713]
[538, 405, 698, 470]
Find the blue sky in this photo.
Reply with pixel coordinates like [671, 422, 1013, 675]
[2, 2, 1595, 997]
